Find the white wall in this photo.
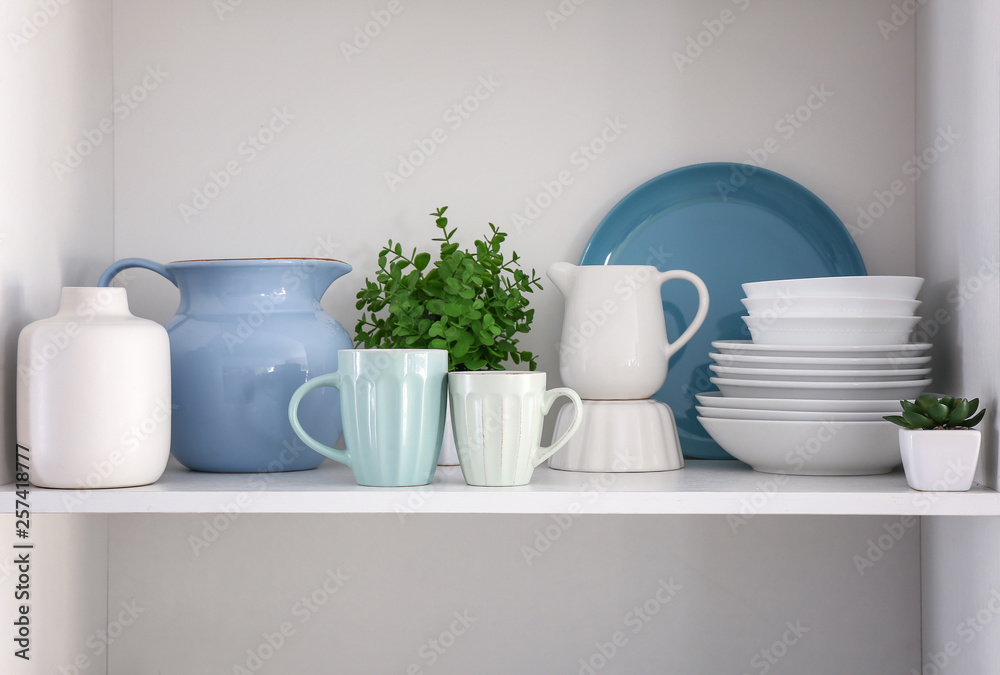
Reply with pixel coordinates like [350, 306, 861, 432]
[98, 1, 925, 673]
[916, 2, 1000, 674]
[0, 3, 116, 673]
[0, 0, 115, 483]
[107, 514, 919, 674]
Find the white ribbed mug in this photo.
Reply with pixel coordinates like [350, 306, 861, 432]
[448, 372, 583, 487]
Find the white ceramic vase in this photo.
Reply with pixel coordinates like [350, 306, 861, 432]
[899, 428, 981, 491]
[17, 287, 172, 489]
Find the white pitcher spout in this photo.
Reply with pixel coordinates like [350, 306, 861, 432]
[546, 262, 577, 296]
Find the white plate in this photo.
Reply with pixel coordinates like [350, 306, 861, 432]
[742, 275, 923, 300]
[708, 352, 931, 370]
[710, 376, 932, 400]
[696, 406, 892, 422]
[742, 296, 921, 317]
[697, 417, 901, 475]
[742, 315, 920, 346]
[712, 340, 932, 358]
[708, 364, 932, 382]
[696, 392, 901, 412]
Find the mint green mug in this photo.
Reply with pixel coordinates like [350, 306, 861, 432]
[288, 349, 448, 487]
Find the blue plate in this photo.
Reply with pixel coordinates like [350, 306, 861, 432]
[580, 163, 867, 459]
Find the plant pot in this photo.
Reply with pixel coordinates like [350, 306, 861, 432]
[899, 428, 981, 491]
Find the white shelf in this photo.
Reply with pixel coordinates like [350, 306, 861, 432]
[3, 459, 999, 516]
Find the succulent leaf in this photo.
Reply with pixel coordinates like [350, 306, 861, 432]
[883, 415, 909, 428]
[902, 410, 935, 429]
[926, 403, 950, 424]
[947, 400, 970, 426]
[916, 394, 939, 412]
[964, 409, 986, 428]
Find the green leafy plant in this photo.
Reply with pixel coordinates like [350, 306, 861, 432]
[884, 395, 986, 430]
[355, 206, 542, 372]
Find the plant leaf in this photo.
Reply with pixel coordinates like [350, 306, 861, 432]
[902, 410, 935, 429]
[964, 409, 986, 428]
[883, 415, 910, 428]
[926, 403, 950, 424]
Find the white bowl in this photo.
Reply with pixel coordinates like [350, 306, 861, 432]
[696, 406, 892, 422]
[742, 276, 923, 300]
[697, 417, 901, 475]
[711, 340, 932, 358]
[742, 315, 920, 346]
[709, 352, 931, 370]
[710, 376, 932, 400]
[695, 392, 901, 412]
[741, 296, 921, 317]
[708, 364, 932, 382]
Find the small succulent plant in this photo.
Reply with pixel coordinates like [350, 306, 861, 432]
[884, 395, 986, 430]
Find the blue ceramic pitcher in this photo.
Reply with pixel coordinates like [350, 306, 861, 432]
[98, 258, 353, 472]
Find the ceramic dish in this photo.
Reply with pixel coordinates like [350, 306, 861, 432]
[711, 340, 932, 358]
[697, 417, 901, 475]
[696, 391, 900, 412]
[580, 163, 866, 459]
[741, 296, 921, 317]
[710, 377, 932, 400]
[742, 315, 920, 346]
[708, 364, 932, 382]
[742, 275, 923, 300]
[695, 406, 892, 422]
[708, 352, 931, 370]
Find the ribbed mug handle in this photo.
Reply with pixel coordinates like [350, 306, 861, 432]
[288, 373, 352, 468]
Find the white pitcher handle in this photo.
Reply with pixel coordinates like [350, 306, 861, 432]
[533, 387, 583, 467]
[657, 269, 710, 360]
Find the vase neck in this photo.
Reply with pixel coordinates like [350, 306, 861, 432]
[58, 287, 132, 319]
[168, 259, 351, 315]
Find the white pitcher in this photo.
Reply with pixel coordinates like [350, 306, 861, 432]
[547, 263, 710, 400]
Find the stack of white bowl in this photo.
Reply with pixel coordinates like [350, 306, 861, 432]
[697, 276, 931, 476]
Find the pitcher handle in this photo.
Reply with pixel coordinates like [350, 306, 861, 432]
[98, 258, 177, 288]
[288, 373, 352, 467]
[657, 270, 710, 360]
[533, 387, 584, 467]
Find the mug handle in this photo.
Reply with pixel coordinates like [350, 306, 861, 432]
[288, 373, 352, 468]
[532, 387, 584, 467]
[98, 257, 177, 288]
[657, 269, 710, 360]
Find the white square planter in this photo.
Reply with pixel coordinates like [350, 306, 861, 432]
[899, 429, 982, 491]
